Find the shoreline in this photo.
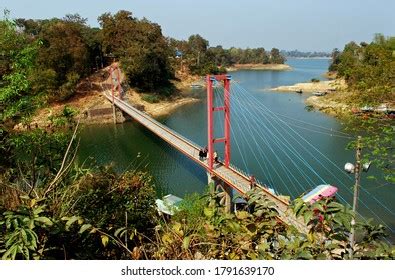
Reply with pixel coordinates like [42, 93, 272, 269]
[271, 78, 353, 117]
[270, 79, 346, 93]
[227, 63, 292, 72]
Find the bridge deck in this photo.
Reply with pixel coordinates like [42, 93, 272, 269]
[104, 93, 309, 234]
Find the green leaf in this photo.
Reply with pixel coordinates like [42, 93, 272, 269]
[303, 211, 313, 223]
[79, 224, 92, 234]
[204, 207, 214, 218]
[101, 235, 109, 247]
[294, 199, 305, 217]
[298, 251, 313, 259]
[65, 216, 80, 231]
[313, 203, 325, 213]
[35, 217, 53, 226]
[257, 242, 269, 252]
[182, 236, 191, 250]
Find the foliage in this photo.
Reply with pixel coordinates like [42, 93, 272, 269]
[345, 118, 395, 184]
[282, 50, 331, 58]
[0, 12, 99, 123]
[141, 94, 160, 104]
[169, 36, 286, 76]
[329, 34, 395, 105]
[0, 124, 158, 259]
[0, 15, 40, 121]
[57, 72, 80, 101]
[3, 129, 72, 194]
[148, 188, 393, 260]
[55, 168, 158, 259]
[0, 197, 54, 260]
[48, 105, 78, 127]
[37, 19, 90, 85]
[99, 11, 173, 92]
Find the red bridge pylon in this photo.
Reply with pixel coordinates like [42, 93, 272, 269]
[206, 74, 232, 171]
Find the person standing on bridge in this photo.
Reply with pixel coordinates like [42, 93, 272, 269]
[249, 175, 256, 188]
[213, 151, 219, 163]
[199, 149, 204, 160]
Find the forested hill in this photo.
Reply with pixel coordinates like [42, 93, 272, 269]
[1, 10, 287, 125]
[329, 34, 395, 105]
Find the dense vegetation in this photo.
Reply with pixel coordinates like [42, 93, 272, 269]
[0, 9, 287, 116]
[0, 10, 393, 260]
[1, 134, 393, 260]
[329, 34, 395, 105]
[169, 35, 286, 75]
[328, 34, 394, 184]
[281, 50, 331, 58]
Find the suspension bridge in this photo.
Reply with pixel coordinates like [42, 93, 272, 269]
[103, 65, 395, 238]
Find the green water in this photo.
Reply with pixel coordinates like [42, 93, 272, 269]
[78, 59, 394, 239]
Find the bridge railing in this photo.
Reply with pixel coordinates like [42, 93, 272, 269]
[107, 92, 202, 157]
[104, 91, 310, 235]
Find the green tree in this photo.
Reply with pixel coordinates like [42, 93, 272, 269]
[0, 13, 40, 121]
[99, 11, 173, 92]
[37, 20, 90, 85]
[269, 48, 285, 64]
[329, 48, 341, 71]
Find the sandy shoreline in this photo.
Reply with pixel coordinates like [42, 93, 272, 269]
[270, 79, 345, 93]
[270, 78, 353, 117]
[227, 63, 292, 72]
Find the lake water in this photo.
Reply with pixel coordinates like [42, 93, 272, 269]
[78, 59, 394, 240]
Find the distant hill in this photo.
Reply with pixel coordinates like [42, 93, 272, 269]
[281, 50, 331, 58]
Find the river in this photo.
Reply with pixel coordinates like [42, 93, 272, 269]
[78, 59, 394, 240]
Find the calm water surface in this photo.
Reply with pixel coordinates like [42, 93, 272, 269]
[78, 59, 394, 239]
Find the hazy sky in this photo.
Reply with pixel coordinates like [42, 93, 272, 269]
[1, 0, 394, 51]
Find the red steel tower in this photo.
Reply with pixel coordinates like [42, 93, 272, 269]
[206, 74, 232, 170]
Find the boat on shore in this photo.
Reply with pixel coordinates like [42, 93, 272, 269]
[155, 194, 183, 216]
[356, 104, 395, 116]
[312, 91, 327, 96]
[302, 184, 338, 203]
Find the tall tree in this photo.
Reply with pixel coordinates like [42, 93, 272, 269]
[269, 48, 285, 64]
[99, 11, 173, 91]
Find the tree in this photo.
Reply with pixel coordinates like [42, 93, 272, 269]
[99, 11, 173, 92]
[187, 34, 208, 66]
[37, 20, 90, 84]
[269, 48, 285, 64]
[334, 36, 394, 105]
[0, 14, 40, 121]
[329, 48, 341, 71]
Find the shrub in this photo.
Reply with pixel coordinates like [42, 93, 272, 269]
[141, 94, 160, 103]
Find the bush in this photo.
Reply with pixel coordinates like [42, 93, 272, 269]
[311, 78, 320, 83]
[141, 94, 160, 103]
[58, 72, 80, 101]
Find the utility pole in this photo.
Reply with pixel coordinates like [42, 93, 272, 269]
[349, 135, 362, 259]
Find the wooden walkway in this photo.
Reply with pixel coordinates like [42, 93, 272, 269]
[104, 93, 309, 234]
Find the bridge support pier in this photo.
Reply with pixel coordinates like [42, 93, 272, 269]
[112, 104, 116, 124]
[207, 172, 233, 213]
